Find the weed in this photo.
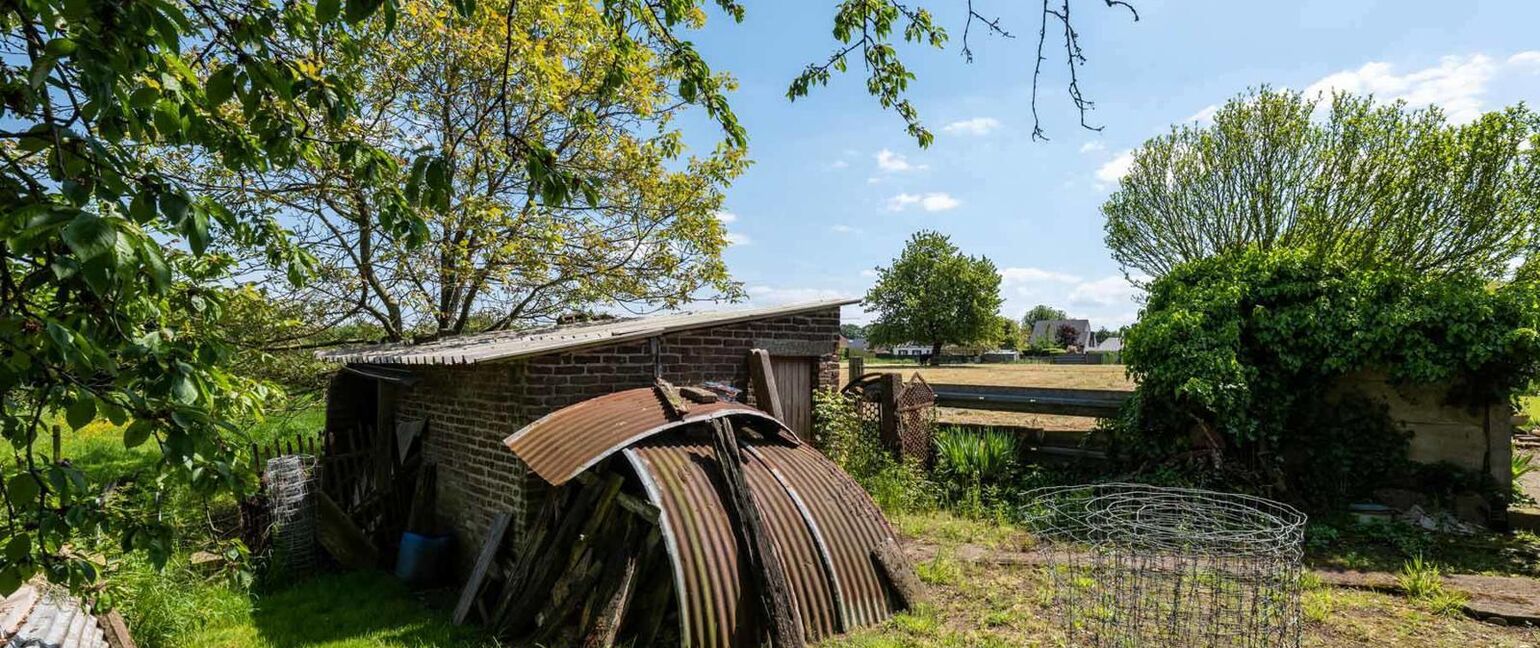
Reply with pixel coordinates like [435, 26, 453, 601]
[1302, 589, 1335, 623]
[1396, 555, 1443, 599]
[1513, 452, 1536, 503]
[917, 551, 964, 586]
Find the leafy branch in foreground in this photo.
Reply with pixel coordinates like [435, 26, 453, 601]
[0, 0, 419, 596]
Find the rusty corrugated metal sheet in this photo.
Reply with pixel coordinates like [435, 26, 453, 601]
[746, 442, 899, 630]
[505, 388, 792, 486]
[625, 435, 899, 648]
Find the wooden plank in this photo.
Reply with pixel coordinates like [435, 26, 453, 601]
[929, 383, 1130, 418]
[748, 349, 785, 421]
[579, 520, 642, 648]
[678, 386, 719, 404]
[871, 537, 925, 610]
[453, 511, 513, 625]
[652, 378, 689, 418]
[100, 609, 138, 648]
[315, 490, 379, 569]
[878, 373, 903, 453]
[848, 357, 865, 383]
[709, 418, 805, 648]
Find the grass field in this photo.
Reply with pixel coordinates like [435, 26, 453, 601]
[841, 361, 1134, 431]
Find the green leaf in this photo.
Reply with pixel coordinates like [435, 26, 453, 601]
[180, 204, 210, 255]
[28, 55, 57, 91]
[129, 87, 160, 109]
[4, 535, 31, 563]
[450, 0, 474, 18]
[123, 420, 152, 449]
[65, 395, 95, 430]
[5, 474, 39, 508]
[43, 38, 76, 56]
[206, 65, 237, 104]
[171, 371, 197, 404]
[153, 100, 182, 138]
[61, 213, 117, 261]
[345, 0, 384, 24]
[316, 0, 341, 22]
[0, 567, 20, 597]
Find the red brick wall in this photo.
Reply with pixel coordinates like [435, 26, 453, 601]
[386, 306, 841, 571]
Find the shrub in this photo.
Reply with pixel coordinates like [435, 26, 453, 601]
[934, 427, 1019, 485]
[813, 389, 936, 513]
[1116, 247, 1540, 506]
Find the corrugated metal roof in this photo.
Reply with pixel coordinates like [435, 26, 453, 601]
[624, 435, 901, 648]
[317, 299, 856, 366]
[504, 387, 793, 486]
[0, 583, 110, 648]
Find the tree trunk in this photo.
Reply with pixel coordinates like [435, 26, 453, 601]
[929, 341, 943, 366]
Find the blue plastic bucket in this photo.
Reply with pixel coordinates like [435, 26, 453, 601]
[395, 531, 453, 585]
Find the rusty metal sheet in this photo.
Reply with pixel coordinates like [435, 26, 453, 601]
[504, 387, 792, 486]
[625, 435, 899, 648]
[745, 442, 899, 630]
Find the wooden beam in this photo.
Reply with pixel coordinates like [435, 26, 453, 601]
[871, 537, 925, 610]
[653, 377, 689, 418]
[709, 418, 805, 647]
[315, 490, 380, 570]
[748, 349, 785, 422]
[453, 511, 513, 625]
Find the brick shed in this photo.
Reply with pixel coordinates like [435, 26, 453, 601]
[316, 299, 853, 572]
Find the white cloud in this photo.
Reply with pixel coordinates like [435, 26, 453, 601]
[829, 160, 850, 169]
[1508, 51, 1540, 68]
[1078, 141, 1106, 154]
[831, 224, 862, 234]
[942, 117, 1001, 136]
[744, 285, 850, 306]
[886, 192, 960, 212]
[875, 148, 927, 173]
[999, 267, 1082, 285]
[1094, 150, 1135, 189]
[1069, 275, 1146, 306]
[1185, 104, 1219, 124]
[725, 232, 751, 246]
[1304, 54, 1498, 122]
[715, 211, 738, 224]
[860, 269, 879, 278]
[866, 177, 882, 185]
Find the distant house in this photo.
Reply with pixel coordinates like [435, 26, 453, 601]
[891, 343, 931, 357]
[1029, 319, 1092, 348]
[1090, 336, 1123, 353]
[846, 337, 868, 352]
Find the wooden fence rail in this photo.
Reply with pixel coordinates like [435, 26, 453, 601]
[249, 434, 323, 472]
[929, 383, 1131, 419]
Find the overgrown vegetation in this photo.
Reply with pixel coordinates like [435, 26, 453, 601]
[1115, 247, 1540, 507]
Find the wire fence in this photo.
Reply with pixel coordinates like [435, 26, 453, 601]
[1021, 483, 1307, 648]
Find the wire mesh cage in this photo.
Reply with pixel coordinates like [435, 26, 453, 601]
[265, 454, 319, 578]
[1021, 483, 1307, 648]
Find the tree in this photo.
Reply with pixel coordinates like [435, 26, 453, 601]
[864, 231, 1002, 364]
[182, 0, 744, 342]
[1103, 88, 1540, 280]
[0, 0, 420, 595]
[995, 316, 1023, 350]
[1055, 323, 1081, 349]
[1022, 304, 1068, 330]
[840, 323, 869, 339]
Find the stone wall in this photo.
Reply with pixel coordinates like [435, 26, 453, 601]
[384, 306, 842, 572]
[1335, 370, 1513, 496]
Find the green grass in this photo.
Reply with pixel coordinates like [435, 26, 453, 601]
[7, 403, 487, 648]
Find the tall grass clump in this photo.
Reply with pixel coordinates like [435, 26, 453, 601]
[932, 426, 1021, 519]
[814, 389, 936, 513]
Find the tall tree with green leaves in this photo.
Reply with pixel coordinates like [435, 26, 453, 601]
[864, 231, 1002, 364]
[1103, 88, 1540, 280]
[1021, 304, 1068, 330]
[180, 0, 746, 342]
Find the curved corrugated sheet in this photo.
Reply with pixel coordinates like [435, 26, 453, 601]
[505, 388, 792, 485]
[746, 443, 899, 630]
[625, 435, 901, 648]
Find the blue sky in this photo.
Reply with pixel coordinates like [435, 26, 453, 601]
[678, 0, 1540, 327]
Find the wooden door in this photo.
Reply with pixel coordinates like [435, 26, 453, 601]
[770, 356, 815, 437]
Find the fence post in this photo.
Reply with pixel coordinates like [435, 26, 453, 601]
[878, 373, 903, 455]
[849, 357, 865, 384]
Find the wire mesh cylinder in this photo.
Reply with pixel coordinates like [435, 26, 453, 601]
[1021, 483, 1307, 648]
[265, 454, 319, 578]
